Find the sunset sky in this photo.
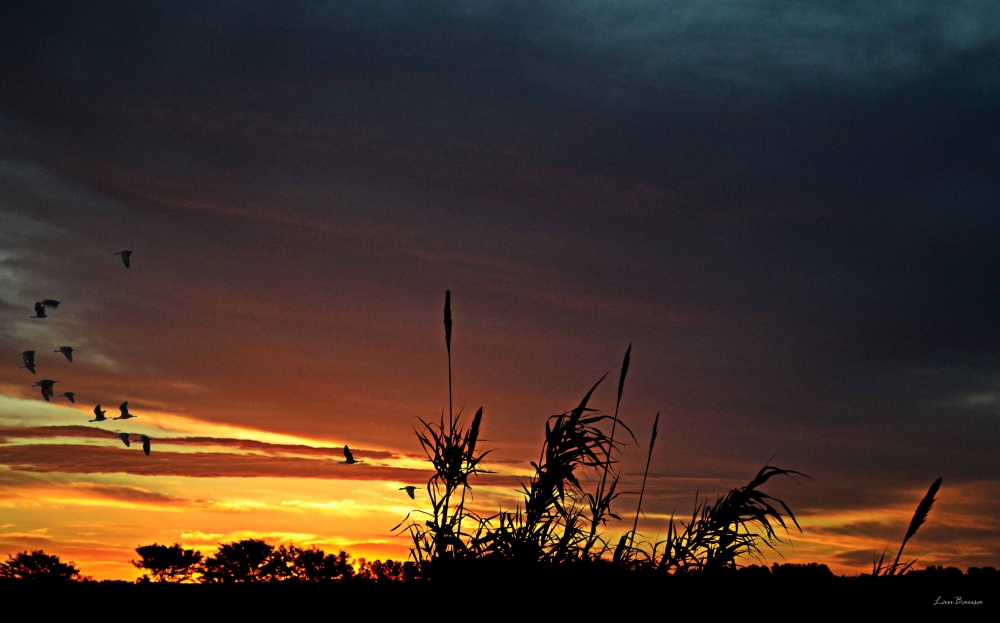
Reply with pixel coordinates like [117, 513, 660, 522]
[1, 1, 998, 580]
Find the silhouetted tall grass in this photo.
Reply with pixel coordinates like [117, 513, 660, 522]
[873, 478, 943, 577]
[625, 411, 659, 555]
[470, 373, 630, 563]
[635, 465, 804, 572]
[397, 407, 490, 561]
[398, 291, 805, 575]
[585, 344, 632, 558]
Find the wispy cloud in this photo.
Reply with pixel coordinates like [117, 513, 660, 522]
[0, 443, 430, 482]
[0, 423, 397, 460]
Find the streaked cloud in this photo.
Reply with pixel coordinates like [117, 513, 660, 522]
[0, 443, 429, 481]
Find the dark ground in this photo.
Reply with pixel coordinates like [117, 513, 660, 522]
[1, 565, 995, 615]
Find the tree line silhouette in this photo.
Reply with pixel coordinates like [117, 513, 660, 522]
[2, 544, 993, 584]
[0, 540, 416, 583]
[135, 539, 417, 583]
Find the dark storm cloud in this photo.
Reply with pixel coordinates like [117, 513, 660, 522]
[3, 1, 996, 369]
[0, 2, 998, 571]
[4, 1, 997, 196]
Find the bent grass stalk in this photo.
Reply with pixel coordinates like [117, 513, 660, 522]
[627, 411, 659, 555]
[444, 290, 453, 430]
[875, 477, 942, 576]
[892, 477, 942, 571]
[587, 343, 631, 556]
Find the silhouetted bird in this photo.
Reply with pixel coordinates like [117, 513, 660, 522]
[116, 432, 131, 447]
[55, 347, 74, 362]
[339, 445, 362, 464]
[58, 392, 75, 404]
[32, 379, 58, 401]
[91, 404, 107, 422]
[139, 434, 151, 456]
[400, 486, 420, 499]
[114, 401, 136, 420]
[18, 350, 36, 374]
[114, 250, 133, 268]
[30, 300, 61, 319]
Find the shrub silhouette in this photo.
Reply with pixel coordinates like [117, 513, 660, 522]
[0, 550, 82, 581]
[200, 539, 290, 583]
[286, 546, 355, 582]
[357, 558, 417, 582]
[196, 540, 363, 583]
[770, 562, 834, 579]
[132, 543, 203, 582]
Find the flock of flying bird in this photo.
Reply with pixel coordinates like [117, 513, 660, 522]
[16, 251, 153, 454]
[15, 248, 423, 498]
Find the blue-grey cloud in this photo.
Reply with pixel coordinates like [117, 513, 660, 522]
[0, 2, 998, 539]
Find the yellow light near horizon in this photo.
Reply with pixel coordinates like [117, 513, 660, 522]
[0, 473, 421, 580]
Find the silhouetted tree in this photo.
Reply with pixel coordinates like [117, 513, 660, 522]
[0, 550, 82, 581]
[132, 543, 203, 582]
[771, 562, 834, 579]
[356, 558, 417, 582]
[201, 539, 290, 583]
[908, 565, 964, 577]
[287, 546, 354, 582]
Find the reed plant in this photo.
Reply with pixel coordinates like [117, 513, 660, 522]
[872, 477, 942, 577]
[621, 411, 659, 562]
[636, 465, 804, 573]
[398, 291, 804, 575]
[470, 373, 631, 563]
[395, 292, 490, 565]
[399, 407, 489, 563]
[583, 345, 633, 559]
